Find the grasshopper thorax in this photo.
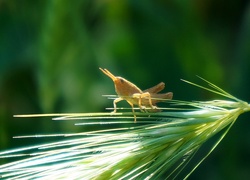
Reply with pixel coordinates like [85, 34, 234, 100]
[114, 77, 142, 97]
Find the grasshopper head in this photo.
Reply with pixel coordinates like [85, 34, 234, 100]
[99, 68, 142, 96]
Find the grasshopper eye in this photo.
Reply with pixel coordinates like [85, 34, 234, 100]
[119, 78, 124, 83]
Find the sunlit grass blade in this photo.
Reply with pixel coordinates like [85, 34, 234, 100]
[1, 78, 250, 179]
[181, 76, 239, 101]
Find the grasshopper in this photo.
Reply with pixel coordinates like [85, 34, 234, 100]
[99, 68, 173, 121]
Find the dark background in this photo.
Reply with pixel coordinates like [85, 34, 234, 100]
[1, 0, 250, 179]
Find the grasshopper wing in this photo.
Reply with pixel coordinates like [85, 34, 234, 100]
[143, 82, 165, 94]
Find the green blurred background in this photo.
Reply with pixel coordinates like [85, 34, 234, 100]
[1, 0, 250, 179]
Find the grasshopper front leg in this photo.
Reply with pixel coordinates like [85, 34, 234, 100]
[113, 97, 137, 122]
[133, 93, 147, 112]
[113, 97, 123, 113]
[126, 100, 137, 122]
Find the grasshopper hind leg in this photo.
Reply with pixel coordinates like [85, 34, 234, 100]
[133, 92, 158, 112]
[141, 92, 158, 110]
